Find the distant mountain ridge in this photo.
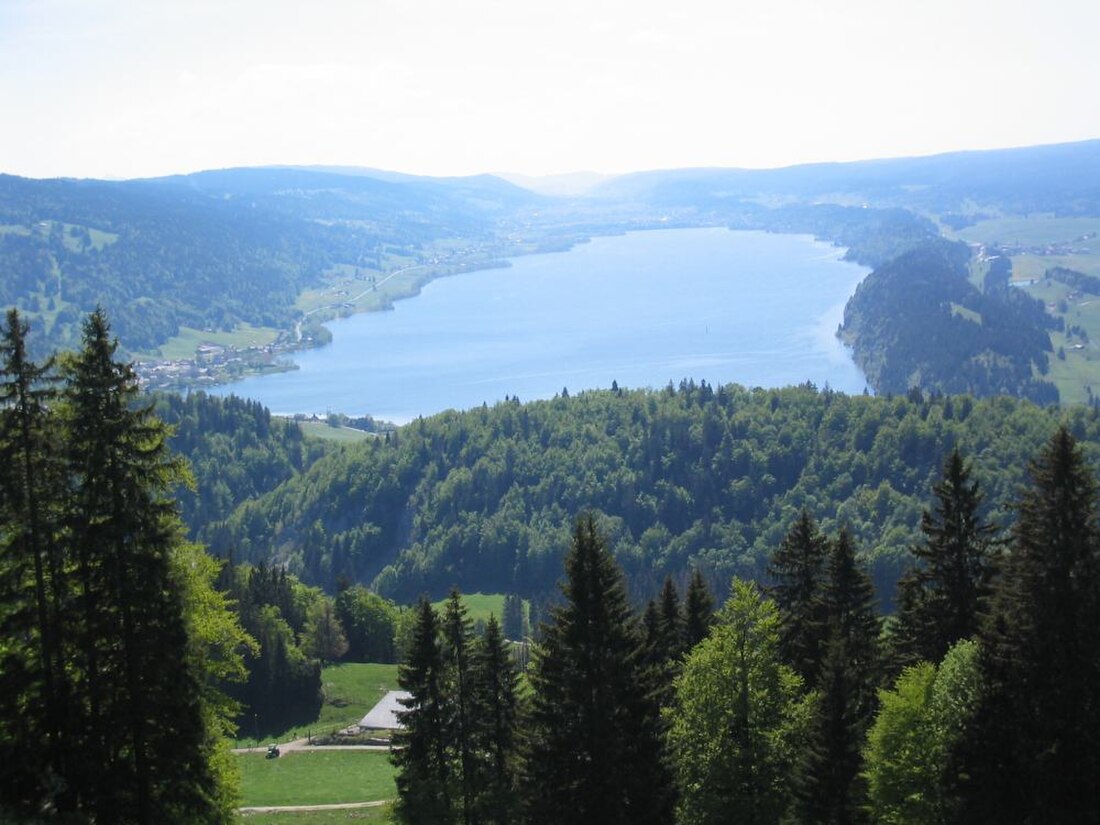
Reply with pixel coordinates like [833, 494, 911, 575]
[594, 138, 1100, 216]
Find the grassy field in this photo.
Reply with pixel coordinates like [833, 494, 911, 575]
[953, 216, 1100, 281]
[316, 663, 400, 730]
[233, 663, 399, 747]
[955, 216, 1100, 247]
[140, 323, 281, 360]
[240, 807, 393, 824]
[237, 750, 395, 807]
[297, 420, 373, 443]
[430, 592, 511, 625]
[948, 216, 1100, 403]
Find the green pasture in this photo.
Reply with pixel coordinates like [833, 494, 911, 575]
[141, 323, 281, 360]
[237, 750, 395, 808]
[954, 216, 1100, 248]
[316, 663, 400, 730]
[233, 663, 399, 747]
[297, 420, 372, 443]
[239, 807, 393, 824]
[430, 592, 511, 625]
[1017, 275, 1100, 405]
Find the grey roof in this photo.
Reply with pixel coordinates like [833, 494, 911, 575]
[358, 690, 412, 730]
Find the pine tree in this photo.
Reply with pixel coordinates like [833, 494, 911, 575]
[62, 309, 220, 822]
[468, 615, 519, 825]
[796, 528, 880, 825]
[521, 514, 674, 825]
[393, 597, 452, 824]
[769, 510, 830, 685]
[959, 427, 1100, 821]
[892, 448, 997, 669]
[683, 567, 715, 649]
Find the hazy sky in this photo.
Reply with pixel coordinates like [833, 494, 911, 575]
[2, 0, 1099, 180]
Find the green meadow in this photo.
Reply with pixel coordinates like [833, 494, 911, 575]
[237, 750, 396, 808]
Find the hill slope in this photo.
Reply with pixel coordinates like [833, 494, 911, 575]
[205, 384, 1100, 605]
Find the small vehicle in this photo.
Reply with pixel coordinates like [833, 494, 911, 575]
[266, 744, 280, 759]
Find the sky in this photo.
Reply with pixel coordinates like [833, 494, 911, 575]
[2, 0, 1099, 181]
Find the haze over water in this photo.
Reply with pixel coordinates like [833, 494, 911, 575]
[214, 229, 869, 422]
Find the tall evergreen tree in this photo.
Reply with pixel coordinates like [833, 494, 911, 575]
[796, 528, 880, 825]
[683, 567, 715, 649]
[521, 515, 673, 825]
[468, 615, 519, 825]
[892, 448, 997, 669]
[393, 597, 452, 824]
[501, 593, 524, 641]
[442, 590, 476, 825]
[61, 309, 221, 822]
[958, 427, 1100, 822]
[644, 576, 686, 707]
[769, 510, 830, 685]
[0, 309, 68, 815]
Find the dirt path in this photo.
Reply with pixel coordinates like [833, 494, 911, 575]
[231, 737, 392, 755]
[239, 800, 388, 814]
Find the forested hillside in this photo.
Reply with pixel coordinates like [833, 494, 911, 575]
[154, 392, 329, 530]
[841, 240, 1061, 402]
[204, 382, 1100, 604]
[0, 169, 536, 355]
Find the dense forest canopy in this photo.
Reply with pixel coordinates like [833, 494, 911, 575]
[185, 384, 1100, 607]
[841, 240, 1061, 402]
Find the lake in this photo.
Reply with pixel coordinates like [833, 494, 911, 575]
[214, 228, 869, 422]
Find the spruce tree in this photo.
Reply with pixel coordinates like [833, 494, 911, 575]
[796, 528, 880, 825]
[892, 448, 997, 669]
[769, 510, 829, 685]
[683, 567, 715, 649]
[959, 427, 1100, 821]
[501, 593, 524, 641]
[649, 576, 686, 707]
[393, 597, 452, 824]
[657, 576, 685, 658]
[0, 309, 67, 815]
[468, 615, 519, 825]
[62, 309, 220, 822]
[442, 590, 476, 825]
[521, 514, 673, 825]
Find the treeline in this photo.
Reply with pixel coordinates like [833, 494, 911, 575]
[392, 430, 1100, 823]
[0, 309, 252, 822]
[841, 239, 1060, 403]
[205, 380, 1100, 605]
[1047, 264, 1100, 295]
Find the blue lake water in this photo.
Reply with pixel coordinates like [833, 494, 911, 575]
[213, 228, 869, 422]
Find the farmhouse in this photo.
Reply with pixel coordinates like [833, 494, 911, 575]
[357, 690, 411, 731]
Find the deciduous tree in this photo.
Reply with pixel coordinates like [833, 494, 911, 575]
[666, 579, 811, 825]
